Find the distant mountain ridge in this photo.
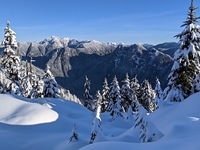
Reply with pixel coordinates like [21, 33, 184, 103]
[16, 36, 178, 99]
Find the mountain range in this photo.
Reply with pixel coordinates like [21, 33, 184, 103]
[16, 36, 178, 99]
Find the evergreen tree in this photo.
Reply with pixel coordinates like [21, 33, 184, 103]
[154, 78, 164, 109]
[102, 78, 110, 112]
[28, 57, 44, 98]
[0, 21, 21, 94]
[121, 73, 132, 112]
[90, 95, 104, 144]
[164, 0, 200, 102]
[3, 21, 18, 50]
[130, 75, 140, 98]
[19, 60, 44, 98]
[20, 75, 32, 98]
[112, 95, 123, 120]
[43, 65, 60, 98]
[0, 70, 7, 93]
[31, 76, 44, 98]
[19, 62, 31, 98]
[134, 102, 162, 142]
[93, 90, 102, 112]
[130, 75, 140, 111]
[83, 76, 93, 111]
[126, 105, 134, 121]
[68, 124, 79, 143]
[108, 76, 123, 117]
[138, 80, 155, 113]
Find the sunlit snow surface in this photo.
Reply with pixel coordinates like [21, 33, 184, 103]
[0, 94, 58, 125]
[0, 93, 200, 150]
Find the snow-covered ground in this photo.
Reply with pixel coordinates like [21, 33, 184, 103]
[0, 93, 200, 150]
[0, 95, 58, 125]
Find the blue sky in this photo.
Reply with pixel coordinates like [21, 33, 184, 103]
[0, 0, 199, 44]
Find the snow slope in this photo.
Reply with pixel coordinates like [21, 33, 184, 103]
[0, 93, 200, 149]
[80, 93, 200, 150]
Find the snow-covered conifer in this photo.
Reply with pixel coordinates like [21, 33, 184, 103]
[108, 76, 123, 117]
[164, 0, 200, 102]
[102, 78, 109, 112]
[126, 105, 134, 121]
[43, 65, 60, 98]
[112, 95, 123, 120]
[0, 21, 21, 93]
[1, 21, 20, 80]
[154, 78, 164, 109]
[93, 90, 102, 112]
[3, 21, 18, 50]
[0, 70, 7, 93]
[68, 124, 79, 143]
[130, 75, 140, 98]
[130, 75, 140, 111]
[83, 76, 94, 111]
[138, 80, 155, 113]
[134, 102, 163, 142]
[32, 77, 44, 98]
[121, 73, 132, 112]
[19, 60, 44, 98]
[90, 96, 104, 144]
[21, 76, 32, 98]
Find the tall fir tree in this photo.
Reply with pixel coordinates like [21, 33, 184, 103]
[134, 102, 163, 143]
[90, 93, 104, 144]
[19, 60, 44, 98]
[138, 80, 155, 113]
[3, 21, 18, 50]
[130, 75, 140, 98]
[29, 57, 44, 98]
[121, 73, 132, 112]
[83, 76, 94, 111]
[130, 75, 140, 111]
[93, 90, 102, 112]
[101, 78, 110, 112]
[108, 76, 123, 118]
[0, 21, 21, 94]
[19, 65, 32, 98]
[112, 94, 123, 120]
[154, 78, 164, 109]
[31, 76, 44, 98]
[164, 0, 200, 102]
[43, 65, 60, 98]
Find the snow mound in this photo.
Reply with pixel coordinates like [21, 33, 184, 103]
[0, 94, 58, 125]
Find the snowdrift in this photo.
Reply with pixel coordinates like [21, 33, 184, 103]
[0, 94, 58, 125]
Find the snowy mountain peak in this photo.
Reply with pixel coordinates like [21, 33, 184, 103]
[38, 36, 115, 51]
[41, 36, 70, 50]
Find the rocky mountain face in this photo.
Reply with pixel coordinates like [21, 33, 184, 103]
[17, 36, 177, 99]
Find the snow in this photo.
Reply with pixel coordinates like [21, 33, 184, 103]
[42, 36, 70, 50]
[0, 94, 58, 125]
[80, 92, 200, 150]
[0, 92, 200, 149]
